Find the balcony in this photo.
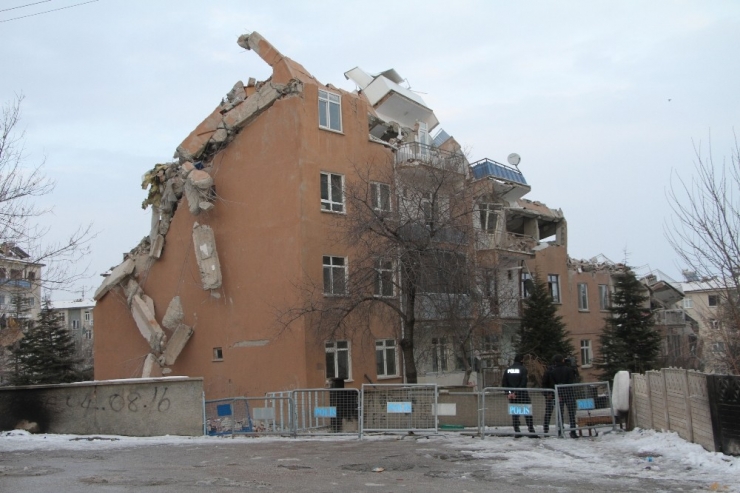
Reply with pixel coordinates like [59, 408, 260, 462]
[655, 309, 686, 326]
[395, 142, 466, 174]
[0, 279, 32, 289]
[470, 158, 527, 186]
[476, 231, 536, 255]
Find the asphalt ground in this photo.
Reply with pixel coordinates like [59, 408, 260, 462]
[0, 434, 721, 492]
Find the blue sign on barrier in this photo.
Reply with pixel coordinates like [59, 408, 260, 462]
[314, 406, 337, 418]
[387, 402, 412, 413]
[216, 404, 233, 416]
[508, 404, 532, 416]
[577, 398, 596, 410]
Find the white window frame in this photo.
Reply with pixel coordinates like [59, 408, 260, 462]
[578, 283, 589, 311]
[374, 259, 395, 298]
[213, 347, 223, 361]
[375, 339, 397, 377]
[320, 172, 344, 213]
[548, 274, 561, 304]
[72, 319, 80, 329]
[521, 272, 533, 299]
[318, 89, 342, 132]
[323, 256, 347, 296]
[83, 329, 92, 340]
[84, 311, 91, 322]
[479, 203, 498, 233]
[371, 182, 391, 212]
[683, 297, 693, 309]
[599, 284, 609, 310]
[325, 340, 351, 380]
[580, 339, 593, 367]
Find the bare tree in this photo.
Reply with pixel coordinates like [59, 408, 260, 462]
[0, 95, 94, 291]
[666, 138, 740, 374]
[279, 149, 507, 383]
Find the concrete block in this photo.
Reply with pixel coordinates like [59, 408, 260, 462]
[188, 169, 213, 190]
[141, 353, 163, 378]
[183, 180, 202, 215]
[94, 258, 135, 301]
[199, 201, 214, 212]
[149, 234, 165, 259]
[222, 82, 284, 130]
[159, 323, 194, 366]
[162, 296, 183, 330]
[192, 223, 222, 290]
[130, 295, 166, 352]
[123, 278, 142, 307]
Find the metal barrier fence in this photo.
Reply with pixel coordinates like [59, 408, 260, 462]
[360, 383, 438, 438]
[480, 387, 559, 438]
[204, 396, 295, 437]
[556, 382, 616, 437]
[292, 388, 361, 437]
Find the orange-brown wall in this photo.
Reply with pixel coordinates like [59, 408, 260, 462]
[95, 81, 402, 398]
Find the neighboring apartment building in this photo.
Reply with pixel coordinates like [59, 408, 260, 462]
[49, 299, 95, 378]
[0, 242, 43, 385]
[94, 32, 645, 397]
[681, 273, 737, 374]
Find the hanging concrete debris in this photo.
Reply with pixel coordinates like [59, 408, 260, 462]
[94, 258, 135, 301]
[130, 294, 166, 352]
[183, 168, 215, 216]
[141, 353, 163, 378]
[149, 234, 164, 259]
[161, 296, 183, 330]
[192, 222, 222, 290]
[159, 323, 194, 366]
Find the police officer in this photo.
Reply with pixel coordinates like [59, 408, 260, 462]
[501, 354, 536, 437]
[542, 354, 578, 438]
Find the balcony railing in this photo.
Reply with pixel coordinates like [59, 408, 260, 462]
[395, 142, 466, 173]
[655, 309, 686, 326]
[0, 279, 32, 289]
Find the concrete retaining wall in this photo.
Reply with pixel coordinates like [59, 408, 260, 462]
[0, 377, 203, 437]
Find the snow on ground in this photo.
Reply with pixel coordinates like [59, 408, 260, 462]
[1, 428, 737, 491]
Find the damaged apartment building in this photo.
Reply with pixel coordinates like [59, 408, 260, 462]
[96, 32, 638, 397]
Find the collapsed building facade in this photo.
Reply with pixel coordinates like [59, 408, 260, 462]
[95, 32, 671, 396]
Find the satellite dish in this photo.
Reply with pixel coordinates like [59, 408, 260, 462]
[507, 153, 521, 166]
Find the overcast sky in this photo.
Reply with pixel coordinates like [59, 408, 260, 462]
[1, 0, 738, 300]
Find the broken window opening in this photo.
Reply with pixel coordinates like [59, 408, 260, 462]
[325, 340, 350, 380]
[318, 89, 342, 132]
[479, 203, 498, 233]
[521, 272, 533, 299]
[320, 172, 344, 213]
[323, 255, 347, 296]
[376, 339, 397, 377]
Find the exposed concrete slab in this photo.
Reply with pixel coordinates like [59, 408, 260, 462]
[130, 295, 166, 353]
[161, 296, 183, 330]
[123, 278, 142, 307]
[192, 223, 222, 290]
[233, 339, 269, 348]
[222, 82, 290, 130]
[94, 258, 135, 301]
[159, 323, 194, 366]
[149, 234, 164, 259]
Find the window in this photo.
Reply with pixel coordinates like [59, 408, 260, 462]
[479, 203, 498, 233]
[84, 311, 91, 322]
[578, 283, 589, 311]
[432, 337, 450, 372]
[325, 341, 350, 380]
[580, 339, 592, 366]
[26, 297, 34, 307]
[213, 347, 223, 361]
[374, 259, 394, 297]
[371, 182, 391, 212]
[72, 320, 80, 329]
[318, 89, 342, 132]
[708, 295, 718, 307]
[320, 172, 344, 212]
[421, 192, 435, 228]
[10, 269, 21, 280]
[376, 339, 397, 377]
[683, 297, 693, 309]
[710, 319, 719, 330]
[26, 271, 35, 281]
[711, 341, 725, 353]
[83, 329, 92, 340]
[521, 272, 533, 299]
[599, 284, 609, 310]
[323, 256, 347, 296]
[548, 274, 560, 303]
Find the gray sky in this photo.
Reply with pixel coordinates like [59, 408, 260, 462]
[1, 0, 738, 299]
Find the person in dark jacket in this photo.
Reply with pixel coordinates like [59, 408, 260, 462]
[542, 354, 578, 438]
[501, 354, 536, 437]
